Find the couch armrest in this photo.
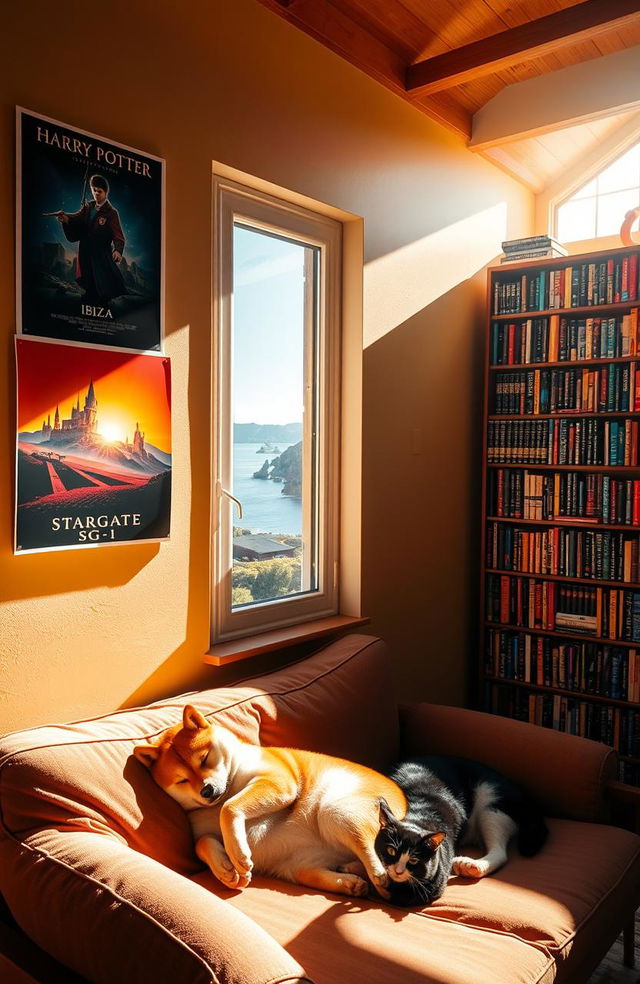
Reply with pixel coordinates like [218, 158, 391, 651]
[0, 829, 312, 984]
[399, 702, 617, 822]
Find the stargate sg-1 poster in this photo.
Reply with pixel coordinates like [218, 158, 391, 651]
[15, 337, 172, 554]
[17, 108, 164, 352]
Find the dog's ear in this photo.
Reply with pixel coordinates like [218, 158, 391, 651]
[183, 705, 209, 731]
[134, 743, 160, 768]
[378, 797, 396, 828]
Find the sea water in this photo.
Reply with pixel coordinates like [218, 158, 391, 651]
[232, 443, 302, 536]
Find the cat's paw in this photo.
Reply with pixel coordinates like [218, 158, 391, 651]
[452, 856, 489, 879]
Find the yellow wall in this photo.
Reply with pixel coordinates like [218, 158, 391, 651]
[0, 0, 533, 733]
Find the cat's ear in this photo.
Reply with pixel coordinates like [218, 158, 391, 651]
[426, 831, 447, 851]
[378, 798, 396, 828]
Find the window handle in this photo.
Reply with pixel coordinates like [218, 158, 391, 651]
[219, 484, 243, 520]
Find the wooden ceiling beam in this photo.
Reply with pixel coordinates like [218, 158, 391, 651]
[406, 0, 640, 95]
[257, 0, 472, 139]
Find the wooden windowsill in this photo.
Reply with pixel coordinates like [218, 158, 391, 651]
[205, 615, 370, 667]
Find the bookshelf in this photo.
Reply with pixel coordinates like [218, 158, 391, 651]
[480, 245, 640, 787]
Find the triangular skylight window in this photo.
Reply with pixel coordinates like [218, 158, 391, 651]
[556, 141, 640, 243]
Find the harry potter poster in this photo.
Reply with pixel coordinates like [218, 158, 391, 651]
[15, 338, 171, 553]
[17, 108, 164, 351]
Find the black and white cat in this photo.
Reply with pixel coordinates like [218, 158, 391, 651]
[374, 755, 548, 907]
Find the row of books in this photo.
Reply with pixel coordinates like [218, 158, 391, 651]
[484, 628, 640, 702]
[488, 469, 640, 526]
[492, 363, 639, 415]
[486, 575, 598, 631]
[485, 682, 640, 756]
[487, 575, 640, 639]
[487, 417, 639, 466]
[493, 253, 639, 314]
[490, 311, 638, 366]
[487, 521, 640, 583]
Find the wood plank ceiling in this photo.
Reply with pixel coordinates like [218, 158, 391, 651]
[258, 0, 640, 168]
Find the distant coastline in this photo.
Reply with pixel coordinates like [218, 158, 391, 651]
[234, 422, 302, 444]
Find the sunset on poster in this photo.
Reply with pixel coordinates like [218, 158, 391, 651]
[15, 338, 171, 552]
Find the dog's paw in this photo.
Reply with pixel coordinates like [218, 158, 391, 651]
[370, 870, 389, 889]
[336, 873, 368, 897]
[338, 860, 367, 877]
[211, 853, 241, 888]
[228, 849, 253, 877]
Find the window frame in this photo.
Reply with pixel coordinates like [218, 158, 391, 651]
[211, 175, 342, 644]
[552, 137, 640, 244]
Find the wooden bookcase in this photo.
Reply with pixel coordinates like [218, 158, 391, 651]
[480, 245, 640, 786]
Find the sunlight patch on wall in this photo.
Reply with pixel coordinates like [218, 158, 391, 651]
[363, 203, 507, 348]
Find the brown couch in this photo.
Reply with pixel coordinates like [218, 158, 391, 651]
[0, 634, 638, 984]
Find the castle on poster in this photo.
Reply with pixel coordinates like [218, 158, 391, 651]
[15, 338, 171, 553]
[17, 108, 164, 352]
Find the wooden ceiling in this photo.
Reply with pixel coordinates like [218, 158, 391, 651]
[257, 0, 640, 142]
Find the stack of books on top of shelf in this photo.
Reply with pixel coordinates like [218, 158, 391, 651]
[501, 235, 568, 263]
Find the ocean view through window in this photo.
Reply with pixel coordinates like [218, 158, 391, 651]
[231, 223, 317, 608]
[213, 176, 341, 641]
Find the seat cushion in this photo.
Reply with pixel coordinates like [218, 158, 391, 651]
[426, 818, 640, 979]
[193, 872, 556, 984]
[192, 816, 640, 984]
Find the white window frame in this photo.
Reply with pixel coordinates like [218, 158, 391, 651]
[211, 175, 342, 643]
[542, 127, 640, 246]
[554, 139, 640, 243]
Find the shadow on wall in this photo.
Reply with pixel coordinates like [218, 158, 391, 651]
[120, 637, 328, 710]
[360, 267, 489, 709]
[0, 542, 160, 603]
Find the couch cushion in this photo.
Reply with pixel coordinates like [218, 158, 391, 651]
[191, 815, 640, 984]
[193, 872, 556, 984]
[426, 818, 640, 978]
[0, 634, 398, 872]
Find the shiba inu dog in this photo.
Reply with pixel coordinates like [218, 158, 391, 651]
[134, 705, 406, 899]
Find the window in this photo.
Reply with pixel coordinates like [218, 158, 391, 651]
[556, 141, 640, 243]
[212, 176, 341, 642]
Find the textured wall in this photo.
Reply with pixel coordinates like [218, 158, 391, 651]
[0, 0, 533, 733]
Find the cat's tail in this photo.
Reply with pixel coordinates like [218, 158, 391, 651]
[517, 809, 549, 857]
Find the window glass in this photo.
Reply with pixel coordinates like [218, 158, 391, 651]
[596, 188, 640, 238]
[557, 196, 596, 243]
[597, 144, 640, 195]
[231, 224, 318, 609]
[555, 140, 640, 242]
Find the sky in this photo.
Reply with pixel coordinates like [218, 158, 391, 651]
[17, 339, 171, 452]
[232, 223, 314, 426]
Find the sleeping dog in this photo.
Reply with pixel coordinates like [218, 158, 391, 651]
[135, 704, 406, 898]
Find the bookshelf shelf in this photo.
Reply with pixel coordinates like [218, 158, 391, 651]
[492, 301, 634, 321]
[489, 412, 640, 420]
[490, 355, 638, 371]
[484, 620, 640, 648]
[488, 463, 640, 472]
[487, 517, 640, 532]
[485, 568, 640, 589]
[481, 244, 640, 787]
[485, 675, 636, 711]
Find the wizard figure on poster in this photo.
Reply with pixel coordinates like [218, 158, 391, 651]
[17, 108, 164, 352]
[50, 171, 128, 308]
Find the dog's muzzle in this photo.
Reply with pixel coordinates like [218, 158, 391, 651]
[200, 782, 224, 803]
